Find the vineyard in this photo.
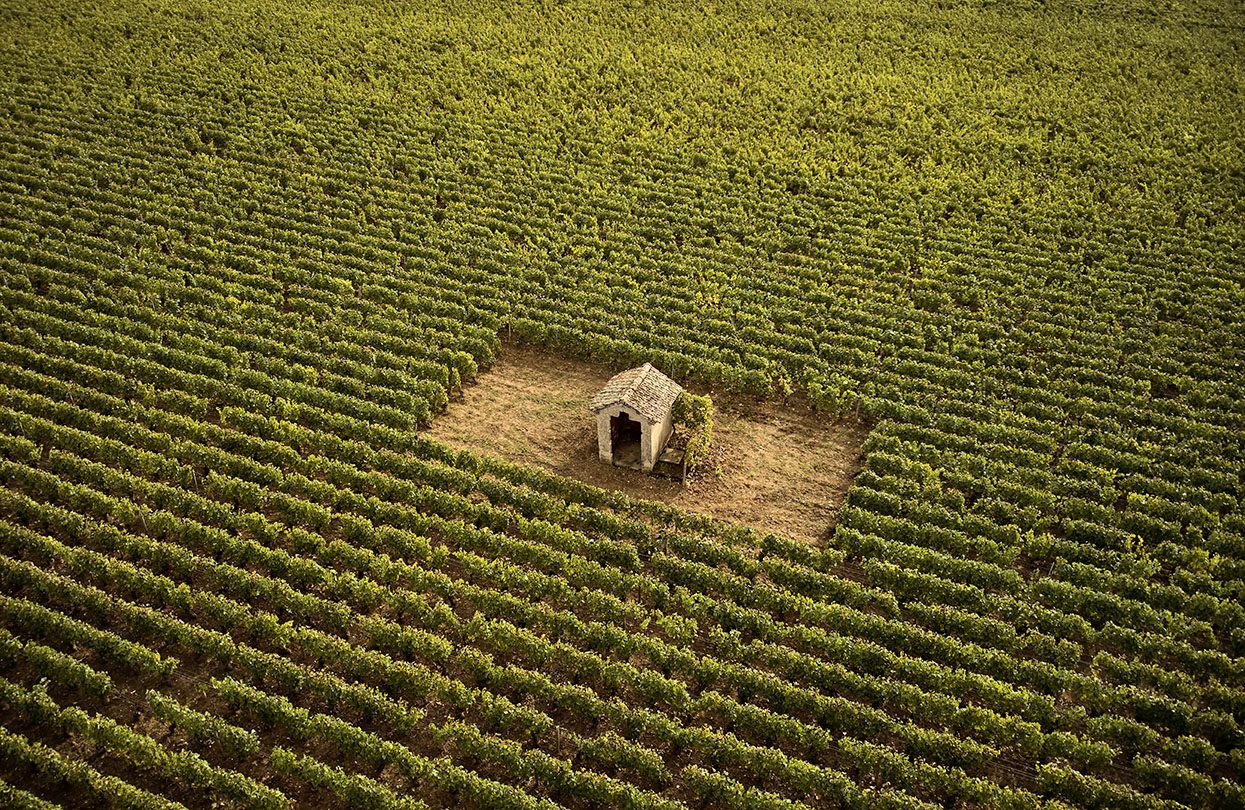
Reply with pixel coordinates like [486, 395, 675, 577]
[0, 0, 1242, 807]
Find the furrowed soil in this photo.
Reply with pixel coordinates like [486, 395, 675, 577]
[427, 345, 870, 543]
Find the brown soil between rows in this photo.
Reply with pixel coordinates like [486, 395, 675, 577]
[427, 345, 871, 544]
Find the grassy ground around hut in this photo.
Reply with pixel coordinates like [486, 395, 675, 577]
[427, 345, 871, 543]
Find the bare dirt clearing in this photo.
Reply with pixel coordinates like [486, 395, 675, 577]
[427, 346, 870, 543]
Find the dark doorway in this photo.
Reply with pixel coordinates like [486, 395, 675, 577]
[610, 411, 642, 467]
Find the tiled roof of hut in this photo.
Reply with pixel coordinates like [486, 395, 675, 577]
[589, 363, 682, 423]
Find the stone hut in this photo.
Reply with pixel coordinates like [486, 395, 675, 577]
[589, 363, 682, 472]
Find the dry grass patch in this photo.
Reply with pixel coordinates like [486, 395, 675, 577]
[427, 345, 870, 543]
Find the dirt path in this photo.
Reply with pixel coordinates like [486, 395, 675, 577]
[426, 346, 870, 543]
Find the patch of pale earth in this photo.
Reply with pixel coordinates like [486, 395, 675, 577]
[426, 345, 869, 543]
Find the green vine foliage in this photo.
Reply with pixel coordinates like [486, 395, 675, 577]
[0, 0, 1240, 808]
[672, 392, 714, 475]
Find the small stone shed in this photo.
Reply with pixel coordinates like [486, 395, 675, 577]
[589, 363, 682, 472]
